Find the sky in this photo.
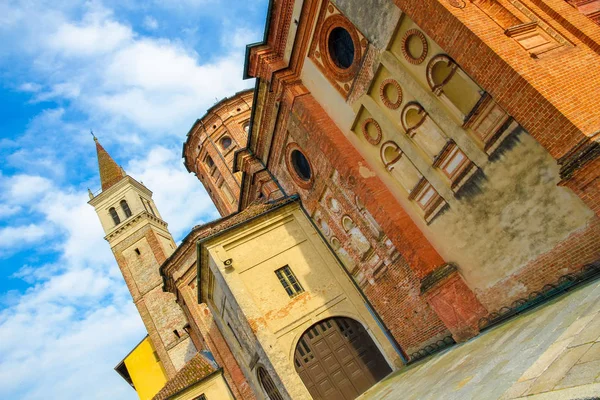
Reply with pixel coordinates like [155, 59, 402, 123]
[0, 1, 267, 398]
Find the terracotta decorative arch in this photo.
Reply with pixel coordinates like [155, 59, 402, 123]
[426, 54, 459, 95]
[401, 102, 428, 136]
[380, 141, 403, 171]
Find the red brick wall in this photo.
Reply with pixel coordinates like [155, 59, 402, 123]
[181, 285, 256, 400]
[268, 92, 454, 354]
[480, 217, 600, 310]
[561, 156, 600, 216]
[392, 0, 600, 159]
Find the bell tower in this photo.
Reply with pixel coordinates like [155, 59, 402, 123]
[88, 137, 196, 378]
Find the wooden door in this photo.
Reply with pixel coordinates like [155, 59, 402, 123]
[294, 317, 391, 400]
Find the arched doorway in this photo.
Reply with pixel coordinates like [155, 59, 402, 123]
[294, 317, 391, 400]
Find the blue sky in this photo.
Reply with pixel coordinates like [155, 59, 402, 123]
[0, 1, 267, 398]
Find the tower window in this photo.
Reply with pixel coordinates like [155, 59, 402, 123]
[109, 207, 120, 226]
[120, 200, 132, 218]
[220, 136, 233, 150]
[146, 201, 156, 217]
[275, 266, 304, 297]
[243, 121, 250, 134]
[205, 156, 214, 168]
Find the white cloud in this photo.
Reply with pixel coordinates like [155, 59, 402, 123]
[18, 82, 42, 92]
[48, 14, 133, 57]
[2, 174, 53, 204]
[0, 0, 261, 398]
[143, 15, 159, 30]
[0, 224, 49, 249]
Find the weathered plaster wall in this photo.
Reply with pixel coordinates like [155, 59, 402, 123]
[202, 204, 402, 398]
[332, 0, 401, 49]
[297, 7, 600, 315]
[348, 15, 600, 309]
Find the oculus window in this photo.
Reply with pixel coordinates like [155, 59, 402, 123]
[328, 27, 354, 69]
[290, 150, 311, 181]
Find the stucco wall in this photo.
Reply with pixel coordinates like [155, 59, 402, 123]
[202, 203, 402, 399]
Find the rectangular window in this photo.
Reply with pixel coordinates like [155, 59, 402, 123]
[275, 266, 304, 297]
[194, 395, 206, 400]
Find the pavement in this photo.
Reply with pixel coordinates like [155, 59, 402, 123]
[359, 280, 600, 400]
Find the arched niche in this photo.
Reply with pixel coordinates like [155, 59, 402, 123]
[380, 141, 423, 193]
[401, 102, 448, 160]
[341, 215, 371, 256]
[426, 54, 482, 121]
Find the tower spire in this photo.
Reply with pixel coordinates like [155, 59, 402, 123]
[94, 135, 126, 191]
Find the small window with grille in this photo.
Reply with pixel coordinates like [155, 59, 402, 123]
[193, 395, 206, 400]
[257, 366, 284, 400]
[275, 266, 304, 297]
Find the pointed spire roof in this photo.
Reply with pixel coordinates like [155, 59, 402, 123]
[93, 133, 126, 191]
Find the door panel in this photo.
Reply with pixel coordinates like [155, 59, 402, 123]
[294, 317, 392, 400]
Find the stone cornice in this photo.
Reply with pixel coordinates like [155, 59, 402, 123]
[88, 175, 152, 207]
[104, 211, 168, 242]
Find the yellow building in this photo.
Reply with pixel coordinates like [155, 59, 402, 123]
[115, 336, 168, 400]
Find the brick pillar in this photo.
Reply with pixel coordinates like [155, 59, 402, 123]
[559, 141, 600, 218]
[420, 264, 488, 342]
[180, 285, 257, 400]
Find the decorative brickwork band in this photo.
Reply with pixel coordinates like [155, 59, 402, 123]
[558, 138, 600, 180]
[421, 263, 488, 342]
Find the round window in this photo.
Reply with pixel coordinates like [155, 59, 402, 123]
[291, 150, 311, 181]
[220, 136, 232, 150]
[328, 27, 355, 69]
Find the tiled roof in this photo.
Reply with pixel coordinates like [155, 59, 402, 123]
[160, 196, 297, 293]
[193, 196, 295, 242]
[152, 353, 217, 400]
[95, 138, 125, 191]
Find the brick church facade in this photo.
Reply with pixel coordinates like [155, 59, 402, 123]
[92, 1, 600, 399]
